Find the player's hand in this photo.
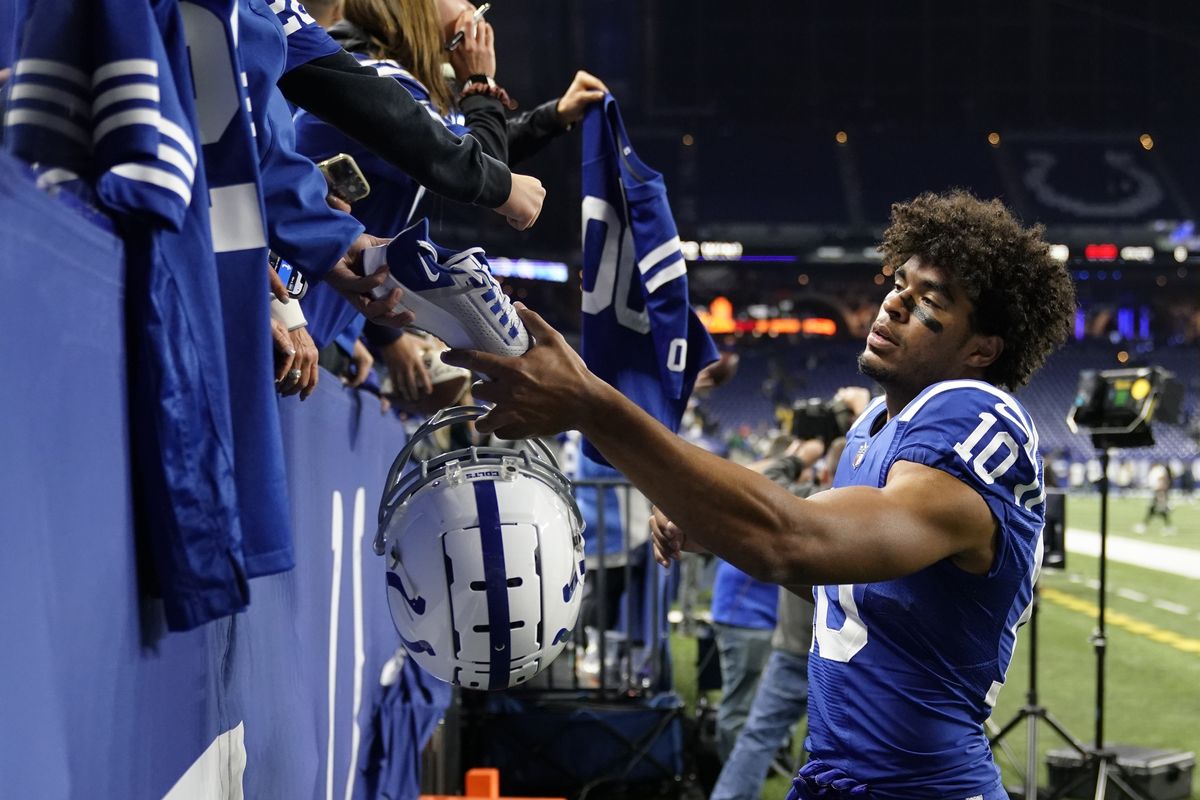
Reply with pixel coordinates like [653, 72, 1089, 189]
[326, 233, 415, 328]
[381, 333, 433, 402]
[448, 8, 496, 81]
[442, 304, 597, 438]
[555, 70, 608, 125]
[279, 327, 320, 400]
[344, 338, 374, 389]
[327, 194, 352, 213]
[494, 173, 545, 231]
[650, 506, 707, 567]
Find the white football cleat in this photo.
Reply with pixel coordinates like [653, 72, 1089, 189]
[364, 219, 529, 357]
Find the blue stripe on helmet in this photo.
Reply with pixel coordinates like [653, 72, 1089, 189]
[474, 481, 511, 689]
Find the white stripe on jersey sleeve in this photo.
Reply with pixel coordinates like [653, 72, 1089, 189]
[156, 143, 196, 184]
[8, 83, 89, 116]
[93, 58, 159, 85]
[93, 107, 160, 143]
[644, 258, 687, 294]
[157, 118, 197, 166]
[14, 58, 88, 86]
[637, 235, 682, 274]
[3, 108, 90, 144]
[110, 162, 193, 205]
[93, 83, 161, 115]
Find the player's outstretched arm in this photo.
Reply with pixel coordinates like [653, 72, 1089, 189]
[445, 306, 997, 587]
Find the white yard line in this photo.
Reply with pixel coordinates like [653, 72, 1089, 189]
[1152, 599, 1191, 616]
[1116, 588, 1148, 603]
[1066, 528, 1200, 580]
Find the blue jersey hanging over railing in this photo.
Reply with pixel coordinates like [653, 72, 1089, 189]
[579, 95, 717, 464]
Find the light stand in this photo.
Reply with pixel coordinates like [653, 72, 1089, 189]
[1056, 366, 1182, 800]
[1074, 446, 1149, 800]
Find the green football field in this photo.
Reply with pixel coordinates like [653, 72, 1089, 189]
[671, 493, 1200, 799]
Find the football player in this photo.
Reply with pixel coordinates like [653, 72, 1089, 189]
[444, 190, 1076, 799]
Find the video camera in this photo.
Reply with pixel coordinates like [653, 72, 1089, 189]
[1067, 366, 1182, 449]
[785, 395, 858, 443]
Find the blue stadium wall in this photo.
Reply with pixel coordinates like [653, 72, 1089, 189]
[0, 152, 418, 798]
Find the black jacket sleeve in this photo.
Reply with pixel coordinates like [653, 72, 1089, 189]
[506, 99, 569, 166]
[278, 50, 512, 208]
[458, 93, 508, 164]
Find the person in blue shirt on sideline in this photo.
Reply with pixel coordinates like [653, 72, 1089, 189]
[442, 190, 1076, 800]
[711, 559, 779, 762]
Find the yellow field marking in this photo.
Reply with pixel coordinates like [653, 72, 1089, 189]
[1040, 588, 1200, 656]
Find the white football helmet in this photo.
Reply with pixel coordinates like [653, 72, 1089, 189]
[375, 406, 586, 691]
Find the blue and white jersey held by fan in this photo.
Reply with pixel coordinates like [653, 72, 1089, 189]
[806, 380, 1046, 800]
[579, 95, 717, 464]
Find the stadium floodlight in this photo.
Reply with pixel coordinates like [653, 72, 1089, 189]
[1067, 366, 1182, 450]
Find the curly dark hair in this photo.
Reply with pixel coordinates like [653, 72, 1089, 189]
[880, 190, 1076, 390]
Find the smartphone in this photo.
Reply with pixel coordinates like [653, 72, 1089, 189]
[317, 153, 371, 203]
[270, 251, 308, 300]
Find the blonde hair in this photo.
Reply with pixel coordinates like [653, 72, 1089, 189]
[344, 0, 456, 115]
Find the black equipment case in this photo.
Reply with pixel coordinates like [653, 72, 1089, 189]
[1045, 746, 1195, 800]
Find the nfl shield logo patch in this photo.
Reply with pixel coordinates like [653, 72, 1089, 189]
[852, 443, 869, 468]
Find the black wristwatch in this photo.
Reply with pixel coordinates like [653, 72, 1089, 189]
[465, 74, 496, 89]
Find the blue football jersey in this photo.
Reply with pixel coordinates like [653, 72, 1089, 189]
[180, 0, 290, 578]
[176, 0, 361, 578]
[7, 0, 251, 630]
[806, 380, 1045, 799]
[579, 95, 717, 464]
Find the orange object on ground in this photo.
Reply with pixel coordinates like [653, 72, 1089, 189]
[465, 768, 500, 797]
[419, 766, 565, 800]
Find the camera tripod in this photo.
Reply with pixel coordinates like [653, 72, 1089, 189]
[988, 580, 1089, 799]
